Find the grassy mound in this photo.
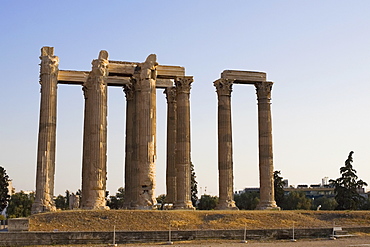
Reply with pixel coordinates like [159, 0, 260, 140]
[29, 210, 370, 232]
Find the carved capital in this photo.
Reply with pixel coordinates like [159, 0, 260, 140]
[83, 50, 109, 99]
[123, 80, 135, 100]
[140, 54, 158, 80]
[164, 87, 177, 103]
[255, 81, 273, 100]
[214, 78, 234, 96]
[175, 76, 193, 94]
[39, 55, 59, 85]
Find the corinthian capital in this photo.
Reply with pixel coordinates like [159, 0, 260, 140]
[83, 50, 109, 99]
[123, 80, 135, 100]
[140, 54, 158, 80]
[175, 76, 193, 94]
[91, 50, 109, 78]
[40, 55, 59, 75]
[164, 87, 177, 103]
[255, 81, 273, 100]
[214, 78, 234, 96]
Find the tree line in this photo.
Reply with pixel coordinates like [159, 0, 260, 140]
[1, 151, 369, 217]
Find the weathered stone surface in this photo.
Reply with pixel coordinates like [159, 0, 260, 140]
[134, 54, 158, 209]
[81, 50, 109, 210]
[164, 87, 177, 204]
[156, 65, 185, 79]
[8, 218, 29, 232]
[122, 80, 135, 209]
[214, 79, 238, 210]
[34, 47, 194, 212]
[214, 72, 277, 211]
[32, 46, 58, 214]
[221, 70, 266, 83]
[255, 81, 278, 210]
[174, 76, 194, 210]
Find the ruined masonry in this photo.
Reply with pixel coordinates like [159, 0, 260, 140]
[214, 71, 278, 210]
[32, 46, 277, 213]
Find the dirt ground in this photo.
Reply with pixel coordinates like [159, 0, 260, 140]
[29, 210, 370, 232]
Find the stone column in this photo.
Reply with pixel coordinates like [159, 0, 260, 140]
[255, 81, 278, 210]
[81, 50, 109, 210]
[164, 87, 177, 204]
[174, 76, 195, 210]
[122, 81, 135, 209]
[32, 46, 59, 214]
[214, 79, 238, 210]
[134, 54, 158, 209]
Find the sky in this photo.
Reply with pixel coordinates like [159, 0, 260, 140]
[1, 1, 370, 197]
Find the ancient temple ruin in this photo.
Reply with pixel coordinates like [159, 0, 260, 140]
[32, 47, 194, 213]
[32, 46, 277, 213]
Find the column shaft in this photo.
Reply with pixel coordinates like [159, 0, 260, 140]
[164, 87, 177, 204]
[255, 81, 278, 210]
[123, 81, 135, 209]
[133, 54, 157, 209]
[174, 77, 194, 210]
[32, 46, 59, 214]
[81, 50, 109, 210]
[214, 79, 238, 210]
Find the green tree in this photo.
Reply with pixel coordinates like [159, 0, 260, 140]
[54, 190, 70, 210]
[7, 191, 35, 218]
[0, 166, 10, 212]
[156, 194, 166, 210]
[312, 196, 338, 210]
[274, 170, 285, 208]
[197, 195, 218, 210]
[329, 151, 367, 210]
[234, 191, 260, 210]
[190, 162, 198, 207]
[107, 187, 125, 209]
[281, 191, 312, 210]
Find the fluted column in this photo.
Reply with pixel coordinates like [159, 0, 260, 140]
[255, 81, 278, 210]
[174, 76, 194, 210]
[214, 79, 238, 210]
[81, 50, 109, 210]
[32, 46, 59, 214]
[134, 54, 158, 209]
[164, 87, 177, 204]
[122, 80, 135, 209]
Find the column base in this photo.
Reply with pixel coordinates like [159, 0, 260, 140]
[31, 201, 56, 214]
[256, 200, 280, 210]
[82, 205, 110, 210]
[173, 201, 195, 210]
[216, 200, 239, 210]
[130, 205, 156, 210]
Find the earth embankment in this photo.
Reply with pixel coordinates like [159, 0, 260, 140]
[29, 210, 370, 232]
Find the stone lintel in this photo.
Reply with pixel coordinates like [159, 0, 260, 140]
[221, 70, 266, 84]
[106, 76, 131, 86]
[157, 65, 185, 79]
[58, 70, 176, 88]
[156, 79, 174, 88]
[58, 70, 89, 85]
[108, 61, 137, 76]
[107, 62, 185, 79]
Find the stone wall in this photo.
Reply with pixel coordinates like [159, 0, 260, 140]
[1, 227, 368, 246]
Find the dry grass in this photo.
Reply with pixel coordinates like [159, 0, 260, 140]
[29, 210, 370, 232]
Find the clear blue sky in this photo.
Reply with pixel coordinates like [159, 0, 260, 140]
[1, 1, 370, 197]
